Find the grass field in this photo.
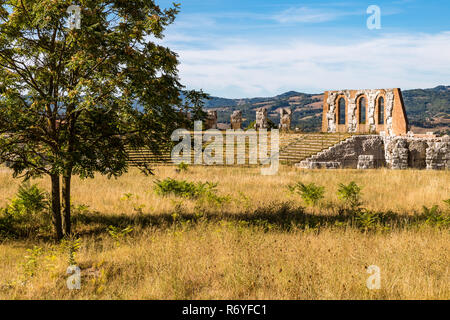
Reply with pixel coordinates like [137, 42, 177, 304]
[0, 166, 449, 299]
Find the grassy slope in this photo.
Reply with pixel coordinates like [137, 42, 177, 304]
[0, 166, 449, 299]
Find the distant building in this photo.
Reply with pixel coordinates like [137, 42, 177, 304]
[322, 88, 409, 136]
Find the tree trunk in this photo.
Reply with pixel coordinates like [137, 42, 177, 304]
[62, 168, 72, 236]
[51, 174, 63, 240]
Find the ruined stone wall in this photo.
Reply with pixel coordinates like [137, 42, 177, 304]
[385, 136, 450, 170]
[322, 88, 408, 136]
[298, 135, 385, 169]
[298, 135, 449, 170]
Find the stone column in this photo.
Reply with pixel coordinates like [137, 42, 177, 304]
[255, 108, 268, 130]
[230, 110, 242, 130]
[205, 110, 218, 130]
[279, 108, 292, 131]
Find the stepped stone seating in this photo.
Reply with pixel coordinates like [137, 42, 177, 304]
[279, 133, 351, 164]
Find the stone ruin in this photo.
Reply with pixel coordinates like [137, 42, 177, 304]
[357, 155, 375, 169]
[322, 88, 408, 136]
[279, 108, 292, 132]
[255, 108, 268, 130]
[230, 110, 242, 130]
[205, 110, 217, 130]
[385, 135, 450, 170]
[297, 135, 450, 170]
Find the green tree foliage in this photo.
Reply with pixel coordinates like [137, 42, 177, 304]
[0, 0, 206, 239]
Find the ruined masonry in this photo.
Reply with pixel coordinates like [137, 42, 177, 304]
[255, 108, 268, 130]
[293, 88, 449, 170]
[279, 108, 292, 132]
[230, 110, 242, 130]
[297, 135, 450, 170]
[205, 110, 218, 130]
[322, 88, 408, 136]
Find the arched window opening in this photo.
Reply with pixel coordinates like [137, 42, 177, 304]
[378, 97, 385, 124]
[338, 98, 346, 125]
[359, 97, 366, 124]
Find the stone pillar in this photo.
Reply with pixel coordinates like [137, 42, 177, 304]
[386, 139, 409, 170]
[255, 108, 268, 130]
[205, 110, 217, 130]
[279, 108, 292, 131]
[230, 110, 242, 130]
[426, 138, 449, 170]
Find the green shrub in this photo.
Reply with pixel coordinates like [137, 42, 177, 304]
[9, 183, 48, 216]
[337, 181, 363, 210]
[443, 199, 450, 209]
[21, 246, 43, 279]
[0, 183, 50, 238]
[355, 210, 380, 232]
[154, 178, 218, 199]
[108, 225, 134, 246]
[175, 162, 189, 173]
[422, 205, 450, 227]
[289, 182, 325, 207]
[60, 237, 82, 265]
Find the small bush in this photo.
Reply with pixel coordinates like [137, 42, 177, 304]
[0, 183, 50, 238]
[60, 237, 82, 265]
[355, 210, 380, 232]
[289, 182, 325, 207]
[443, 199, 450, 209]
[108, 225, 134, 246]
[9, 183, 48, 216]
[154, 178, 218, 199]
[175, 162, 189, 173]
[422, 205, 450, 227]
[337, 181, 363, 211]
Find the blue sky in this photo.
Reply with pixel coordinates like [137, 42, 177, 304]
[157, 0, 450, 98]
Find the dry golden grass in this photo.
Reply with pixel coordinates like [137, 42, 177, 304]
[0, 166, 449, 299]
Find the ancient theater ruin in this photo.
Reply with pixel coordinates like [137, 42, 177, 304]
[292, 88, 449, 170]
[322, 88, 408, 136]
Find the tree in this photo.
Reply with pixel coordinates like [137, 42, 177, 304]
[0, 0, 206, 239]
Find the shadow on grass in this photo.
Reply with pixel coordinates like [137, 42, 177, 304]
[1, 201, 447, 241]
[70, 201, 447, 237]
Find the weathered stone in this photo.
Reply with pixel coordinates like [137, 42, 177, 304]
[357, 155, 375, 169]
[426, 141, 450, 170]
[255, 108, 268, 130]
[279, 108, 292, 132]
[296, 135, 449, 171]
[297, 161, 341, 169]
[408, 140, 428, 169]
[230, 110, 242, 130]
[205, 110, 217, 130]
[322, 88, 408, 136]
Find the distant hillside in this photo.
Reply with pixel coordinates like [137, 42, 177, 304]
[204, 86, 450, 134]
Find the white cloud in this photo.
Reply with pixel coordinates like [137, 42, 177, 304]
[167, 32, 450, 98]
[273, 6, 353, 24]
